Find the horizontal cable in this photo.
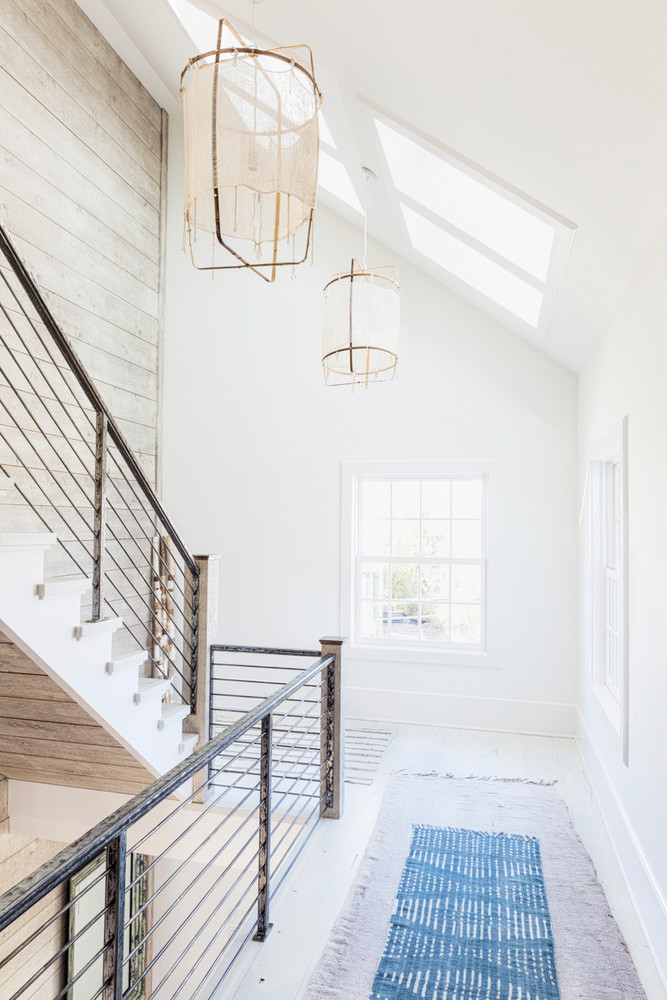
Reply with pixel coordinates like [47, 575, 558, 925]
[0, 654, 333, 930]
[129, 729, 264, 857]
[0, 863, 109, 972]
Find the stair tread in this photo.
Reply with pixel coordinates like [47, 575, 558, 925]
[38, 575, 91, 598]
[159, 703, 190, 729]
[74, 617, 123, 640]
[134, 678, 170, 703]
[106, 651, 148, 675]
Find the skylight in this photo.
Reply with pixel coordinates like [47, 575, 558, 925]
[402, 206, 543, 327]
[366, 105, 575, 331]
[318, 150, 363, 214]
[375, 120, 554, 282]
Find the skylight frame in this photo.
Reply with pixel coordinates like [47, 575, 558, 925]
[359, 98, 576, 335]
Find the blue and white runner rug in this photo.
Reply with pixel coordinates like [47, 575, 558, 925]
[370, 826, 560, 1000]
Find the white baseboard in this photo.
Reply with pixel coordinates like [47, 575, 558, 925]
[347, 685, 576, 736]
[576, 710, 667, 992]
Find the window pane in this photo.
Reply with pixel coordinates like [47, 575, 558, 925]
[360, 563, 389, 600]
[393, 520, 420, 556]
[360, 602, 389, 638]
[362, 479, 390, 518]
[421, 481, 450, 518]
[452, 479, 483, 518]
[390, 602, 419, 639]
[361, 518, 390, 555]
[391, 564, 419, 600]
[421, 519, 450, 557]
[451, 520, 482, 558]
[392, 480, 420, 518]
[451, 564, 482, 604]
[421, 564, 449, 600]
[421, 603, 449, 641]
[451, 605, 481, 644]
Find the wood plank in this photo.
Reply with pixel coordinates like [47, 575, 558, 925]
[0, 370, 157, 437]
[2, 916, 67, 1000]
[0, 142, 159, 290]
[0, 835, 32, 866]
[0, 735, 149, 768]
[0, 698, 100, 725]
[12, 0, 162, 162]
[0, 22, 160, 206]
[6, 234, 159, 351]
[0, 69, 160, 238]
[0, 717, 118, 747]
[0, 103, 160, 264]
[0, 838, 64, 893]
[0, 883, 66, 954]
[47, 293, 159, 370]
[50, 0, 162, 132]
[0, 753, 151, 783]
[0, 192, 159, 317]
[0, 646, 43, 673]
[0, 674, 72, 701]
[0, 777, 7, 821]
[0, 766, 150, 795]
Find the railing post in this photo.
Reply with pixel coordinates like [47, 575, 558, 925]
[103, 831, 127, 1000]
[253, 711, 273, 942]
[91, 411, 108, 622]
[184, 554, 219, 801]
[319, 637, 346, 820]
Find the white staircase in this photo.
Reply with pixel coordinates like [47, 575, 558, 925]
[0, 532, 198, 778]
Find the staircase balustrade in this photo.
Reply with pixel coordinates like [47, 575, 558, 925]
[0, 641, 344, 1000]
[0, 224, 200, 710]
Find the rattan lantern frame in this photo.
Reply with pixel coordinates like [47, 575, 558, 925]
[322, 258, 400, 388]
[180, 19, 322, 282]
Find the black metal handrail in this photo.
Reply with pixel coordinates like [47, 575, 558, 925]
[0, 647, 340, 1000]
[0, 223, 200, 706]
[0, 652, 333, 932]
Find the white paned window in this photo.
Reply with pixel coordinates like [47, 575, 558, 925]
[354, 475, 486, 650]
[590, 419, 628, 762]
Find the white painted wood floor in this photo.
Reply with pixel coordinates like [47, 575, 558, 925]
[223, 724, 667, 1000]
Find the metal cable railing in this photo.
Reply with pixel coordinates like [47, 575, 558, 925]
[0, 224, 199, 707]
[0, 643, 343, 1000]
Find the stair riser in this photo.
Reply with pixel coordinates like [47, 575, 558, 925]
[0, 542, 196, 781]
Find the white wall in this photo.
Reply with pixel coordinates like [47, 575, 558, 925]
[577, 221, 667, 984]
[162, 113, 578, 736]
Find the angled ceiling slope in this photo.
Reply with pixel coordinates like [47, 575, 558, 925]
[79, 0, 667, 373]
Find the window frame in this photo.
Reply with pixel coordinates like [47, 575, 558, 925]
[590, 418, 629, 764]
[342, 461, 497, 666]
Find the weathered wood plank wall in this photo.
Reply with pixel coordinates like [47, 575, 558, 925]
[0, 0, 164, 486]
[0, 633, 157, 794]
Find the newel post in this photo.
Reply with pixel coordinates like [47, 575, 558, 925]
[184, 554, 219, 799]
[319, 636, 346, 820]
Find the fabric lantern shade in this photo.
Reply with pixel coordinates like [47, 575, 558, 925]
[180, 20, 322, 281]
[322, 260, 400, 387]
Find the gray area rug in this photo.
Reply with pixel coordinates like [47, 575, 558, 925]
[345, 729, 393, 786]
[303, 774, 646, 1000]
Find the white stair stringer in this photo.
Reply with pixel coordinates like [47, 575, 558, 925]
[0, 534, 198, 784]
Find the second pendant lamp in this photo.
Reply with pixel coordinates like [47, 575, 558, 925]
[322, 169, 400, 387]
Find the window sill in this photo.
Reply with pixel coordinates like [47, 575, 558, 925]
[348, 643, 497, 668]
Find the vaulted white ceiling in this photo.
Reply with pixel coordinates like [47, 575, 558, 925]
[78, 0, 667, 372]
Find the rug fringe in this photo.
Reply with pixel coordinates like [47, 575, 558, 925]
[395, 769, 558, 786]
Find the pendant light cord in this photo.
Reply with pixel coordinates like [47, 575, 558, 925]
[362, 170, 370, 269]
